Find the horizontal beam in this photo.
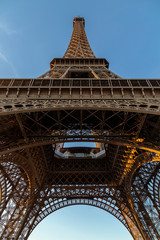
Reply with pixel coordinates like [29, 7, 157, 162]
[0, 99, 160, 116]
[0, 78, 159, 87]
[0, 137, 160, 155]
[50, 58, 109, 68]
[0, 79, 160, 115]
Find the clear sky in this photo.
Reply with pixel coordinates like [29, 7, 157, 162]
[0, 0, 160, 239]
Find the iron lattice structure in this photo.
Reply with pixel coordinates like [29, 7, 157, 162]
[0, 17, 160, 240]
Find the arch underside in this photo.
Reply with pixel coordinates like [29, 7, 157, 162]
[18, 160, 160, 240]
[18, 188, 143, 240]
[0, 107, 160, 239]
[0, 159, 159, 239]
[17, 154, 160, 240]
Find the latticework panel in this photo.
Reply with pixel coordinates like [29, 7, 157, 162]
[63, 17, 96, 58]
[131, 161, 160, 239]
[39, 65, 120, 79]
[0, 109, 146, 184]
[0, 162, 31, 239]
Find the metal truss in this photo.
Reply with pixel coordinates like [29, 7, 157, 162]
[0, 17, 160, 240]
[131, 161, 160, 239]
[0, 77, 160, 116]
[63, 17, 96, 58]
[0, 162, 31, 239]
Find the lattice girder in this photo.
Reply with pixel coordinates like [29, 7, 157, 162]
[63, 17, 96, 58]
[0, 109, 156, 184]
[0, 108, 160, 239]
[131, 161, 160, 239]
[0, 77, 160, 116]
[0, 162, 31, 239]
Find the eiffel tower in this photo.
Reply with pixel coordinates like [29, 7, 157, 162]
[0, 17, 160, 240]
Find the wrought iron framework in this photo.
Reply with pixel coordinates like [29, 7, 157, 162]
[0, 17, 160, 239]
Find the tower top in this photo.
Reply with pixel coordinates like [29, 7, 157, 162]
[49, 17, 109, 70]
[73, 17, 85, 27]
[63, 17, 96, 58]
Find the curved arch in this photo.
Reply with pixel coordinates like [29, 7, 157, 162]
[19, 187, 143, 240]
[32, 199, 128, 232]
[28, 205, 134, 240]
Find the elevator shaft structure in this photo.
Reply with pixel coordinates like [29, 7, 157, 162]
[0, 17, 160, 240]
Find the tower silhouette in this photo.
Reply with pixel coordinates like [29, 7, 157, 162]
[0, 17, 160, 239]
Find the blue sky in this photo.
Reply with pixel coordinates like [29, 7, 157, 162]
[0, 0, 160, 239]
[29, 206, 132, 240]
[0, 0, 160, 79]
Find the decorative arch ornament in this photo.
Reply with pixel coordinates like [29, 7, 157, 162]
[18, 188, 143, 240]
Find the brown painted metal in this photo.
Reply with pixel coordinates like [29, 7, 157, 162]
[63, 17, 96, 58]
[0, 17, 160, 240]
